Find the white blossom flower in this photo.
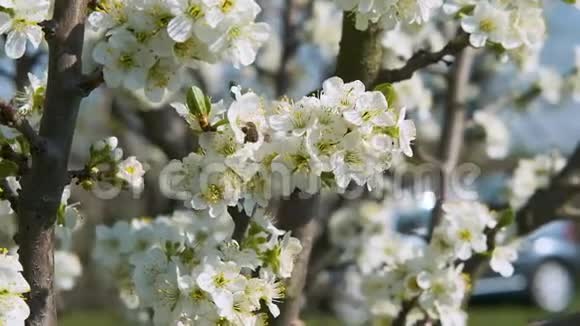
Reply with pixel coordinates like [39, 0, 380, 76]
[117, 156, 146, 192]
[269, 97, 320, 137]
[0, 0, 50, 59]
[509, 153, 566, 210]
[166, 0, 212, 43]
[490, 245, 518, 277]
[196, 260, 246, 319]
[343, 91, 395, 134]
[321, 77, 365, 111]
[209, 10, 270, 68]
[0, 249, 30, 325]
[538, 67, 563, 105]
[439, 201, 497, 260]
[474, 110, 510, 159]
[460, 1, 517, 49]
[54, 251, 82, 291]
[92, 29, 156, 90]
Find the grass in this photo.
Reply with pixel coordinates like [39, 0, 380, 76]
[305, 296, 580, 325]
[61, 296, 580, 326]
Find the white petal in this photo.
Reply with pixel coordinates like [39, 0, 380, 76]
[0, 12, 13, 34]
[167, 15, 193, 43]
[5, 30, 27, 59]
[236, 40, 257, 66]
[24, 26, 43, 50]
[469, 33, 487, 48]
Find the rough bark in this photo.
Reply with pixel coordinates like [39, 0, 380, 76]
[426, 48, 476, 242]
[17, 1, 90, 325]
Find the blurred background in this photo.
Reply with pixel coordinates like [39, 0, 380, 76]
[1, 0, 580, 325]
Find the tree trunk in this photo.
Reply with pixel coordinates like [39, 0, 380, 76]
[335, 13, 383, 85]
[17, 1, 90, 325]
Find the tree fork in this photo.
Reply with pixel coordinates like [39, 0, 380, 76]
[17, 1, 91, 325]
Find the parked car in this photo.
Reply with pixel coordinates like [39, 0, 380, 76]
[396, 210, 580, 312]
[472, 220, 580, 312]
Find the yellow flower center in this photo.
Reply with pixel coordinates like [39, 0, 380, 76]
[458, 229, 472, 242]
[479, 19, 495, 33]
[204, 184, 224, 204]
[186, 4, 204, 20]
[220, 0, 235, 13]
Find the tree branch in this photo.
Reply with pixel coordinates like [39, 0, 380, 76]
[426, 48, 476, 242]
[0, 102, 45, 152]
[376, 31, 470, 85]
[228, 207, 251, 243]
[275, 0, 301, 96]
[17, 1, 91, 325]
[516, 142, 580, 235]
[274, 195, 320, 326]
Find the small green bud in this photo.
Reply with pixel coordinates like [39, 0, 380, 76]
[186, 86, 210, 117]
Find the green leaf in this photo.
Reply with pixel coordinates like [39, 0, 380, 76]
[497, 208, 515, 229]
[0, 160, 19, 178]
[562, 0, 576, 5]
[211, 118, 229, 129]
[186, 86, 210, 117]
[374, 83, 398, 106]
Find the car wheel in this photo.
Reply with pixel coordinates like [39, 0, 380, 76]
[530, 261, 574, 312]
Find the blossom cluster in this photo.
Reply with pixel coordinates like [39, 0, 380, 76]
[334, 0, 443, 31]
[509, 152, 566, 210]
[0, 249, 30, 325]
[166, 77, 416, 217]
[76, 137, 146, 194]
[327, 200, 518, 326]
[454, 0, 547, 52]
[88, 0, 270, 103]
[473, 110, 510, 160]
[93, 209, 302, 325]
[0, 0, 51, 59]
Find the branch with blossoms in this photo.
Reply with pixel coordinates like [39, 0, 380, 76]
[67, 137, 146, 194]
[516, 143, 580, 235]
